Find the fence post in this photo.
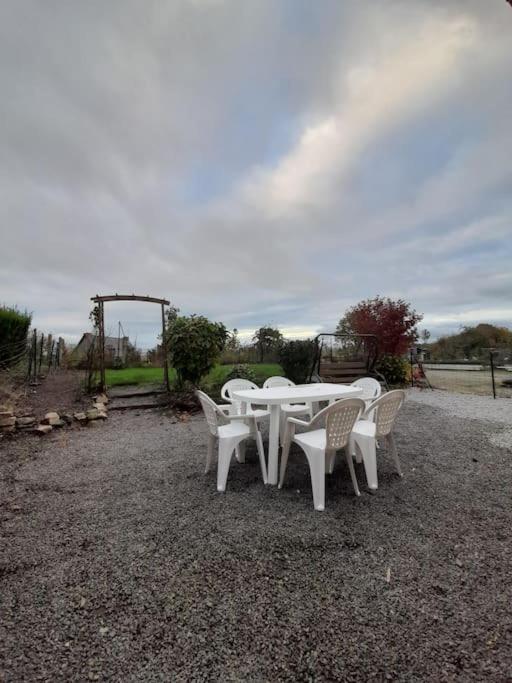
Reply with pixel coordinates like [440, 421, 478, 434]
[38, 333, 45, 376]
[46, 334, 53, 370]
[48, 340, 55, 371]
[27, 331, 34, 381]
[31, 329, 38, 382]
[490, 351, 496, 399]
[410, 349, 414, 387]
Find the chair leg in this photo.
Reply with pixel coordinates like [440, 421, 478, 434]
[235, 442, 246, 463]
[255, 429, 268, 484]
[349, 434, 361, 462]
[217, 438, 237, 492]
[344, 448, 361, 497]
[304, 448, 326, 511]
[279, 412, 286, 445]
[355, 435, 378, 490]
[326, 449, 336, 474]
[205, 433, 215, 474]
[278, 433, 292, 489]
[387, 433, 403, 477]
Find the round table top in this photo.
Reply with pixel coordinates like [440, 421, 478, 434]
[231, 383, 363, 406]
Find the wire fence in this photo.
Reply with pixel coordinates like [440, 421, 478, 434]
[0, 329, 66, 386]
[411, 347, 512, 399]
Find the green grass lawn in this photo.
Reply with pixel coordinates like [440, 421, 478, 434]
[105, 363, 282, 388]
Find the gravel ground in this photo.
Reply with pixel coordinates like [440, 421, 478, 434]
[1, 398, 512, 681]
[406, 388, 512, 426]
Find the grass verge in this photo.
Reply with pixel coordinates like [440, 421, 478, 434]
[105, 363, 282, 388]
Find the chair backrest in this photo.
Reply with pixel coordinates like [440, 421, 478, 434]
[367, 390, 405, 437]
[351, 377, 382, 401]
[196, 390, 228, 436]
[263, 376, 295, 389]
[324, 398, 365, 450]
[221, 378, 259, 403]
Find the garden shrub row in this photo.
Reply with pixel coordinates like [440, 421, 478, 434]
[0, 305, 31, 367]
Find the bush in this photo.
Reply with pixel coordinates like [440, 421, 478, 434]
[224, 363, 257, 384]
[278, 339, 317, 384]
[201, 364, 257, 404]
[167, 314, 228, 387]
[375, 354, 408, 386]
[0, 305, 31, 367]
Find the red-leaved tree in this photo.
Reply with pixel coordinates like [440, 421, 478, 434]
[336, 296, 423, 356]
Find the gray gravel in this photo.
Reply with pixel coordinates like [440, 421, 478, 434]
[407, 388, 512, 426]
[1, 402, 512, 681]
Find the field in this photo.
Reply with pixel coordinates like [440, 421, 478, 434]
[104, 363, 282, 387]
[424, 367, 512, 398]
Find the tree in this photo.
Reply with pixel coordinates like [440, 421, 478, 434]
[428, 324, 512, 361]
[225, 328, 240, 353]
[252, 326, 283, 363]
[278, 339, 317, 384]
[336, 296, 422, 356]
[167, 314, 228, 387]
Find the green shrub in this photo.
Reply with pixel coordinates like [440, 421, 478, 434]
[224, 363, 257, 383]
[278, 339, 317, 384]
[203, 364, 258, 403]
[375, 354, 408, 386]
[0, 305, 31, 367]
[167, 314, 228, 387]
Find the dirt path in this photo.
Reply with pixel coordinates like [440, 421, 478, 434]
[1, 369, 89, 421]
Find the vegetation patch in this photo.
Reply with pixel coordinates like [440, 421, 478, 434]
[105, 363, 282, 388]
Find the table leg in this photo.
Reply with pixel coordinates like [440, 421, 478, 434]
[268, 404, 280, 485]
[237, 401, 247, 463]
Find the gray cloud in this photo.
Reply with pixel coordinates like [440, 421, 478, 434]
[1, 0, 511, 346]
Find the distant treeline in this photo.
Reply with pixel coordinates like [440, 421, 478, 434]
[425, 324, 512, 361]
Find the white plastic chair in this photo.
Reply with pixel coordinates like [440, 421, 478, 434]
[263, 376, 312, 442]
[349, 390, 405, 491]
[279, 398, 366, 511]
[351, 377, 382, 422]
[221, 379, 270, 421]
[196, 390, 267, 492]
[351, 377, 382, 405]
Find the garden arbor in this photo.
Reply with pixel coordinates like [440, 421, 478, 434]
[91, 294, 170, 392]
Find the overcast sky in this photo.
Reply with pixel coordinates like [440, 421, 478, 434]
[1, 0, 511, 348]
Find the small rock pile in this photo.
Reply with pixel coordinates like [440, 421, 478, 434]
[0, 409, 17, 435]
[73, 393, 109, 428]
[0, 393, 110, 437]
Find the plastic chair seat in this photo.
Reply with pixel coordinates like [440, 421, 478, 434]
[217, 422, 251, 439]
[294, 428, 326, 450]
[352, 420, 376, 438]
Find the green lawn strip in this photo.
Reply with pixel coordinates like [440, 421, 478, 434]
[105, 363, 282, 388]
[104, 367, 176, 387]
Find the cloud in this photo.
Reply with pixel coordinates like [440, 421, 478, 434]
[0, 0, 511, 347]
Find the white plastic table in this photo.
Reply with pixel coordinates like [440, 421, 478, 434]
[232, 383, 363, 485]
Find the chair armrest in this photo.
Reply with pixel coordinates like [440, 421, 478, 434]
[287, 417, 311, 428]
[227, 414, 258, 424]
[218, 404, 233, 413]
